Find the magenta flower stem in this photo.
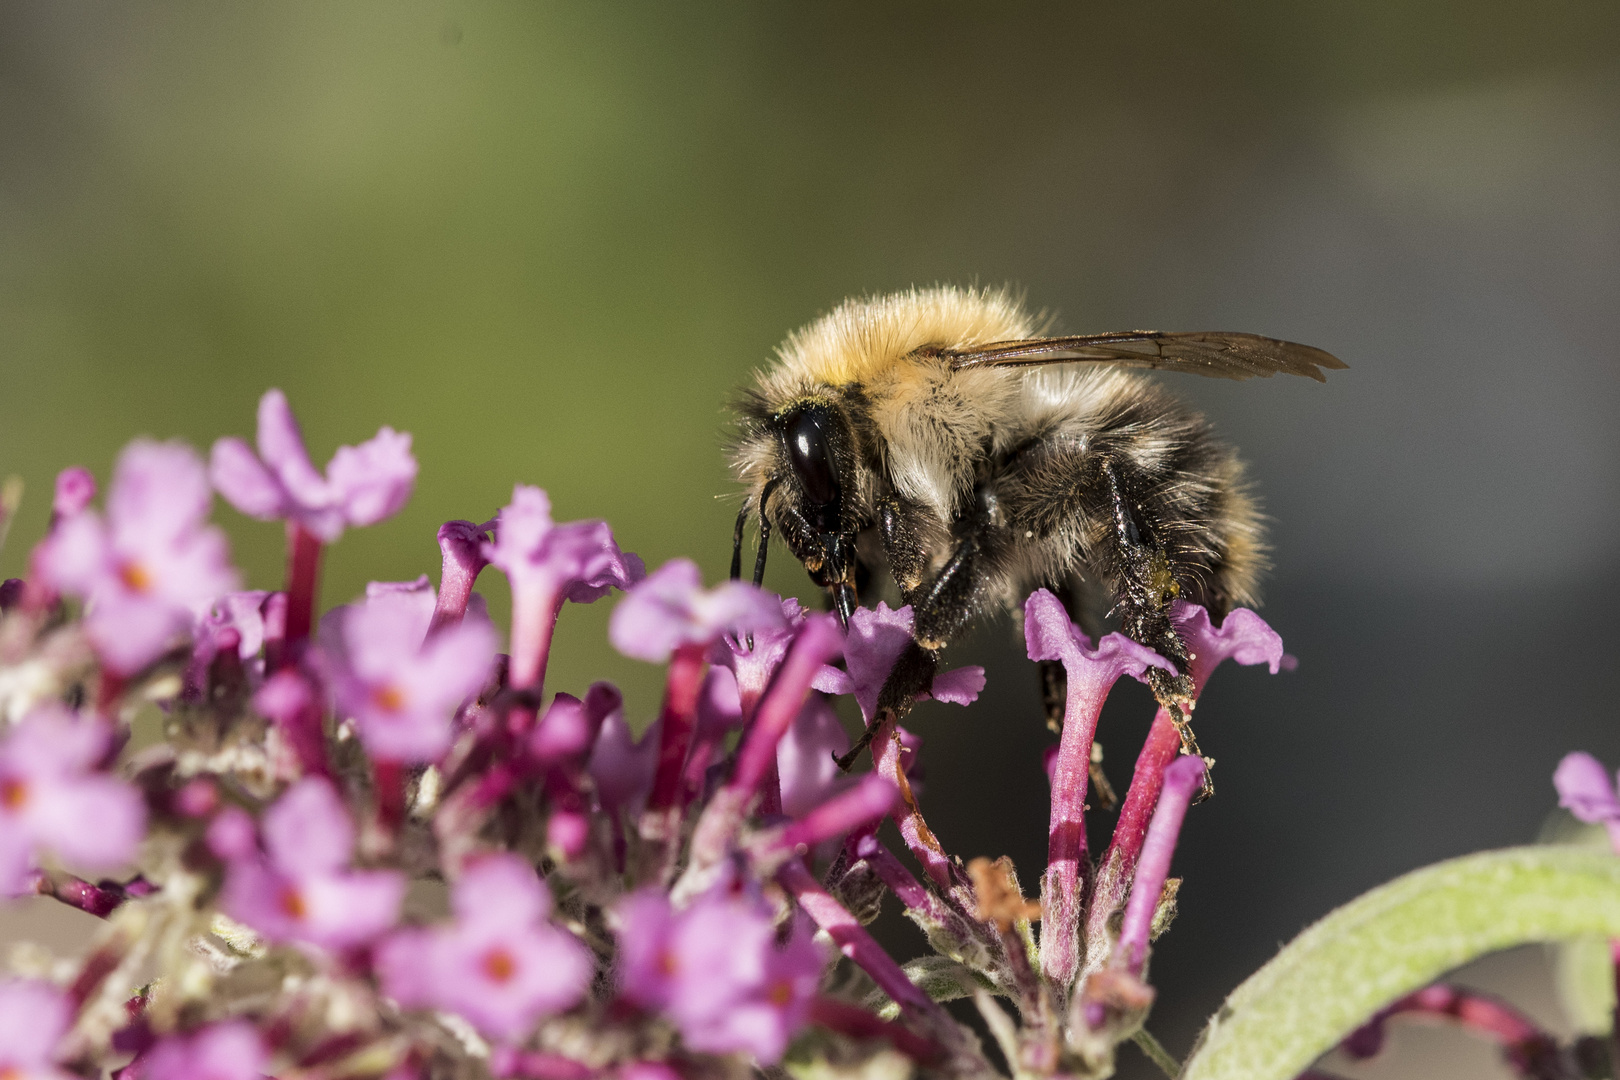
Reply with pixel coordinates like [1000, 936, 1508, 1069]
[29, 870, 133, 918]
[778, 858, 949, 1028]
[872, 714, 952, 889]
[489, 1048, 596, 1080]
[278, 521, 323, 670]
[1085, 707, 1182, 961]
[1345, 984, 1562, 1078]
[428, 520, 490, 637]
[643, 644, 710, 817]
[759, 775, 900, 860]
[758, 755, 784, 817]
[282, 681, 332, 778]
[728, 618, 842, 797]
[808, 996, 945, 1065]
[850, 833, 932, 912]
[373, 759, 407, 838]
[1041, 677, 1111, 988]
[95, 671, 128, 718]
[508, 587, 561, 695]
[1115, 754, 1204, 975]
[685, 621, 840, 872]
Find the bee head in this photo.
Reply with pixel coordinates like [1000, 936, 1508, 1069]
[730, 391, 867, 628]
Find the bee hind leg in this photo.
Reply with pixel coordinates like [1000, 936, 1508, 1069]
[1096, 461, 1209, 774]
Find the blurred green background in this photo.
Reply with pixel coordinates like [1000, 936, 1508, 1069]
[2, 4, 1618, 1076]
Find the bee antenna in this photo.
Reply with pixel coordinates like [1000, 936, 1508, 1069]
[730, 496, 751, 581]
[751, 479, 778, 588]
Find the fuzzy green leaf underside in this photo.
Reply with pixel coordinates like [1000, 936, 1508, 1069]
[1180, 846, 1620, 1080]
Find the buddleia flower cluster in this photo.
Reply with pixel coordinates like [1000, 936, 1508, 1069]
[0, 389, 1294, 1080]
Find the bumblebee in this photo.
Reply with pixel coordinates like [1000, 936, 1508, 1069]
[729, 286, 1343, 764]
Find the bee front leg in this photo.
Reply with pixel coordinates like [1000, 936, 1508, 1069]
[834, 496, 985, 771]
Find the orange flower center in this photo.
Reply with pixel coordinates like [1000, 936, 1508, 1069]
[767, 980, 794, 1008]
[656, 949, 678, 977]
[0, 777, 28, 811]
[278, 885, 307, 920]
[370, 683, 407, 713]
[2, 1064, 25, 1080]
[118, 560, 154, 594]
[482, 946, 518, 983]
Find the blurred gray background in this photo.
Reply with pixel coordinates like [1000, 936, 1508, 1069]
[1, 3, 1617, 1076]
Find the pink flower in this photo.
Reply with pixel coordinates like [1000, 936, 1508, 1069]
[708, 597, 846, 709]
[142, 1020, 269, 1080]
[1024, 589, 1176, 698]
[1169, 600, 1293, 688]
[588, 709, 660, 819]
[776, 694, 851, 820]
[484, 487, 643, 609]
[820, 603, 986, 723]
[34, 440, 239, 674]
[609, 559, 786, 663]
[482, 486, 642, 690]
[531, 682, 622, 767]
[0, 706, 146, 894]
[185, 590, 270, 698]
[220, 777, 403, 949]
[209, 389, 417, 543]
[0, 979, 73, 1080]
[1554, 752, 1620, 852]
[52, 466, 96, 519]
[612, 886, 827, 1063]
[319, 580, 497, 763]
[376, 855, 592, 1042]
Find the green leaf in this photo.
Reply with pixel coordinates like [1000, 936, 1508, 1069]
[1540, 815, 1618, 1033]
[1180, 846, 1620, 1080]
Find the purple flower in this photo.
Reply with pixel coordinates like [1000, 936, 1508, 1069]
[821, 602, 986, 723]
[52, 466, 96, 519]
[588, 710, 660, 819]
[220, 777, 403, 949]
[0, 979, 73, 1080]
[1554, 752, 1620, 852]
[709, 597, 846, 711]
[612, 886, 827, 1063]
[1115, 754, 1206, 975]
[185, 590, 270, 697]
[1024, 589, 1176, 698]
[1169, 600, 1293, 690]
[482, 486, 643, 690]
[531, 682, 623, 767]
[610, 559, 786, 663]
[0, 706, 146, 895]
[777, 694, 851, 820]
[209, 389, 417, 543]
[142, 1020, 269, 1080]
[34, 440, 239, 674]
[430, 519, 493, 634]
[376, 854, 592, 1041]
[319, 581, 497, 763]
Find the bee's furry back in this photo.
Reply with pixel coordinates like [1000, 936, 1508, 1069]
[730, 284, 1268, 613]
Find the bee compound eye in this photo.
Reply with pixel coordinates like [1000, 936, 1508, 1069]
[785, 407, 841, 510]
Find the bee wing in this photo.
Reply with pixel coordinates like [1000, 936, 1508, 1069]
[942, 331, 1347, 382]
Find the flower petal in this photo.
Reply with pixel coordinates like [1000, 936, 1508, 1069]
[1554, 752, 1620, 825]
[208, 436, 289, 520]
[262, 777, 355, 875]
[328, 426, 417, 528]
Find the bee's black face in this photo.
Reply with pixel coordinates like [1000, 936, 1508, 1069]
[752, 402, 856, 626]
[784, 405, 842, 532]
